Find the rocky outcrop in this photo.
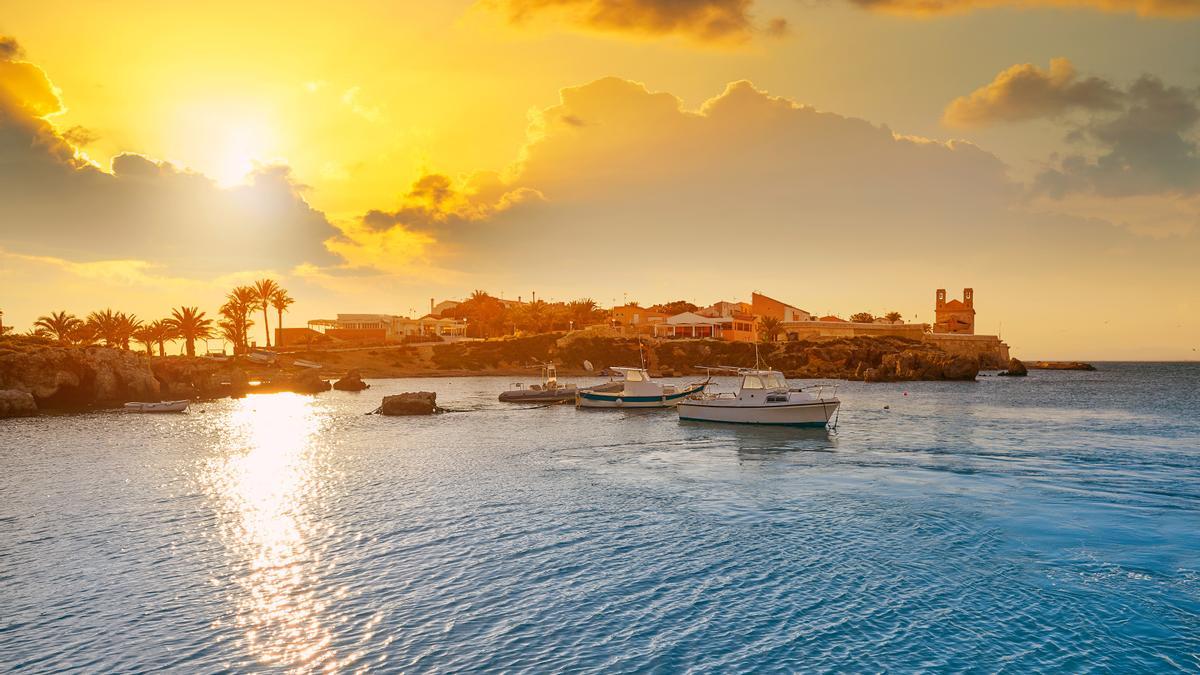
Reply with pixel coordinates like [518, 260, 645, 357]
[432, 334, 982, 382]
[997, 358, 1028, 377]
[0, 342, 160, 408]
[862, 350, 979, 382]
[333, 369, 370, 391]
[1026, 361, 1096, 371]
[378, 392, 439, 415]
[0, 389, 37, 417]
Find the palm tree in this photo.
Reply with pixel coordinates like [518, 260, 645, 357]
[567, 298, 598, 329]
[132, 324, 156, 356]
[87, 309, 141, 348]
[167, 307, 214, 357]
[114, 313, 142, 350]
[759, 316, 783, 343]
[252, 278, 281, 348]
[269, 288, 294, 346]
[884, 311, 903, 323]
[34, 311, 83, 343]
[149, 319, 178, 356]
[222, 286, 258, 354]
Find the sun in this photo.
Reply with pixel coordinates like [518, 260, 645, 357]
[174, 100, 277, 187]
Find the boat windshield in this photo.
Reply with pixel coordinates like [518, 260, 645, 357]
[744, 372, 787, 390]
[624, 370, 646, 382]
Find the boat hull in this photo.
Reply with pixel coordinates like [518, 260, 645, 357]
[498, 388, 577, 403]
[678, 399, 839, 427]
[576, 383, 706, 409]
[124, 400, 190, 413]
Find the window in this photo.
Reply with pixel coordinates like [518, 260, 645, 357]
[742, 375, 764, 389]
[764, 373, 787, 389]
[625, 370, 645, 382]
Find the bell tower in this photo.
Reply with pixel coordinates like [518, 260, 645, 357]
[963, 288, 973, 308]
[936, 289, 946, 310]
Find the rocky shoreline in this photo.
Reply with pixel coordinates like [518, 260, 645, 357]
[0, 337, 336, 417]
[1024, 361, 1097, 371]
[1, 333, 1008, 417]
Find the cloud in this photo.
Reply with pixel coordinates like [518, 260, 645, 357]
[849, 0, 1200, 17]
[321, 171, 542, 274]
[943, 58, 1124, 127]
[0, 35, 22, 61]
[0, 41, 342, 278]
[1035, 75, 1200, 199]
[485, 0, 787, 44]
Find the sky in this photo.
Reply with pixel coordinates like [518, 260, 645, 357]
[1, 0, 1198, 359]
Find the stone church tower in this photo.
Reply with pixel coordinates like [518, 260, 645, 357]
[934, 288, 976, 334]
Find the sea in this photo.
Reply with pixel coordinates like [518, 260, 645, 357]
[1, 363, 1198, 673]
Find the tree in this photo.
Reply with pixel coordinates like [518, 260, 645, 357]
[884, 311, 902, 324]
[220, 290, 256, 355]
[132, 324, 157, 356]
[270, 289, 295, 345]
[759, 316, 783, 343]
[149, 319, 178, 356]
[87, 309, 141, 349]
[252, 278, 281, 348]
[849, 312, 875, 323]
[649, 300, 698, 315]
[34, 311, 83, 343]
[567, 298, 600, 329]
[167, 306, 213, 357]
[449, 291, 507, 338]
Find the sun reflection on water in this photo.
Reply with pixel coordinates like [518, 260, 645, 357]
[203, 393, 336, 671]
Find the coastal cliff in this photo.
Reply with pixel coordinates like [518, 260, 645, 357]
[431, 334, 981, 382]
[0, 337, 330, 413]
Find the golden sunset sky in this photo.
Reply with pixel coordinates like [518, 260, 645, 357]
[1, 0, 1198, 359]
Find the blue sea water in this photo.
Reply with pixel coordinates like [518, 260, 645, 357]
[1, 363, 1198, 672]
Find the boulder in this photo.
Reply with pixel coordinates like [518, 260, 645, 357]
[333, 369, 370, 391]
[0, 389, 37, 417]
[379, 392, 439, 415]
[998, 358, 1028, 377]
[276, 370, 331, 394]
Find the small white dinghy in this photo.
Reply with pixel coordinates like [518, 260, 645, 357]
[678, 368, 839, 427]
[124, 400, 190, 413]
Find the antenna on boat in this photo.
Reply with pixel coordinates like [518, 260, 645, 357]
[638, 336, 646, 369]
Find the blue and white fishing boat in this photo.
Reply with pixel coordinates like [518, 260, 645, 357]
[677, 367, 839, 427]
[575, 367, 708, 409]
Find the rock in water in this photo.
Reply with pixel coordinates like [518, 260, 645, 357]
[0, 389, 37, 417]
[334, 369, 370, 391]
[287, 370, 332, 394]
[379, 392, 438, 415]
[998, 358, 1028, 377]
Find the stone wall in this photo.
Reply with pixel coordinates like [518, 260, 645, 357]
[780, 321, 929, 341]
[923, 333, 1010, 368]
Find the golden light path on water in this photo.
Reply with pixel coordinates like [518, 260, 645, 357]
[200, 393, 356, 672]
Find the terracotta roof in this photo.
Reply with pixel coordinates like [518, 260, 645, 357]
[818, 315, 847, 322]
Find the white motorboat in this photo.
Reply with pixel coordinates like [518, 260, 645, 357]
[124, 400, 190, 413]
[575, 367, 708, 409]
[677, 368, 839, 427]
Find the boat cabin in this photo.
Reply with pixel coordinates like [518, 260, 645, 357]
[736, 370, 790, 402]
[611, 367, 667, 396]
